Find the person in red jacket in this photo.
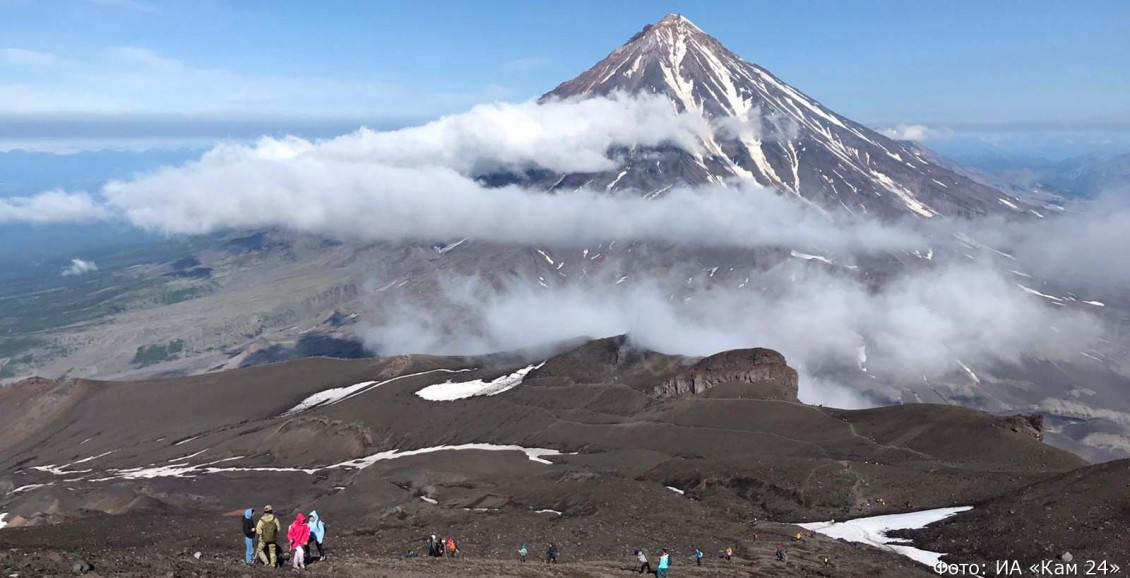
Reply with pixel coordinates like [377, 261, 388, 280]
[288, 513, 311, 570]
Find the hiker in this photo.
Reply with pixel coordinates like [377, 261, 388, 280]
[657, 548, 670, 578]
[288, 512, 311, 570]
[775, 544, 788, 562]
[446, 537, 459, 558]
[519, 544, 528, 562]
[242, 508, 256, 565]
[546, 543, 559, 564]
[724, 547, 733, 561]
[307, 511, 326, 560]
[803, 531, 811, 544]
[636, 550, 651, 574]
[428, 535, 439, 557]
[694, 547, 703, 566]
[255, 505, 282, 567]
[795, 532, 803, 542]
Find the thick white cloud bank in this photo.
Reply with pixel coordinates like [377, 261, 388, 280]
[361, 263, 1103, 408]
[76, 94, 914, 252]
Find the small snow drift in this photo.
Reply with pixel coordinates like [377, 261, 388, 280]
[332, 443, 566, 469]
[285, 368, 472, 415]
[415, 363, 544, 401]
[799, 506, 973, 566]
[24, 444, 567, 484]
[0, 513, 8, 530]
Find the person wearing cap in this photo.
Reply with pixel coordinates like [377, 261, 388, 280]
[255, 505, 282, 567]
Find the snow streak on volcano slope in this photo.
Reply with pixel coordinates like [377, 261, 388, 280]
[542, 14, 1023, 219]
[415, 362, 545, 401]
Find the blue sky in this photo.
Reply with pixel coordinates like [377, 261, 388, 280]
[2, 0, 1129, 155]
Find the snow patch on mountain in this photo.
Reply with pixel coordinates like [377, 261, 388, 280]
[285, 368, 473, 415]
[416, 363, 545, 401]
[799, 506, 973, 566]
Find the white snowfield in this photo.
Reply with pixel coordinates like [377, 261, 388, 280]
[0, 513, 7, 530]
[799, 506, 973, 566]
[415, 363, 544, 401]
[284, 368, 472, 415]
[28, 444, 567, 483]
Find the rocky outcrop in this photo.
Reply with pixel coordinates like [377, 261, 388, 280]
[653, 348, 798, 401]
[1001, 413, 1045, 441]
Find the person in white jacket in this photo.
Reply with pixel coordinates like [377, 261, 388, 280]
[636, 550, 651, 574]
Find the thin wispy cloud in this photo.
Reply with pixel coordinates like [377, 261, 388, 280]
[0, 46, 489, 116]
[61, 258, 98, 276]
[85, 0, 159, 14]
[0, 48, 57, 67]
[502, 57, 550, 73]
[878, 124, 955, 142]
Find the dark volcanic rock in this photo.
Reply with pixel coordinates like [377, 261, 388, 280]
[168, 256, 201, 270]
[1002, 413, 1045, 441]
[239, 334, 368, 368]
[0, 339, 1099, 575]
[905, 458, 1130, 566]
[654, 348, 798, 400]
[163, 266, 212, 279]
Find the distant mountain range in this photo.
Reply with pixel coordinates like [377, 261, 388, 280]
[946, 152, 1130, 199]
[533, 14, 1031, 219]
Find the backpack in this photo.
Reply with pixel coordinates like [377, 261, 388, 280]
[258, 514, 279, 542]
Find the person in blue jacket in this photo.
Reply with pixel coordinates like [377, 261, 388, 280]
[241, 508, 256, 565]
[307, 510, 327, 560]
[657, 548, 670, 577]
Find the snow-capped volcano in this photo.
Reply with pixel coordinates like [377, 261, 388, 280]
[541, 14, 1030, 219]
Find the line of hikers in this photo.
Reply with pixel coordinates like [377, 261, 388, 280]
[241, 505, 327, 570]
[425, 535, 461, 558]
[240, 506, 822, 571]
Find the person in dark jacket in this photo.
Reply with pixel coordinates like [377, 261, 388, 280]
[242, 509, 256, 565]
[546, 543, 559, 564]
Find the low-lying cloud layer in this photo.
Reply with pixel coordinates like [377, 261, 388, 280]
[360, 261, 1104, 408]
[6, 94, 919, 253]
[0, 190, 109, 224]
